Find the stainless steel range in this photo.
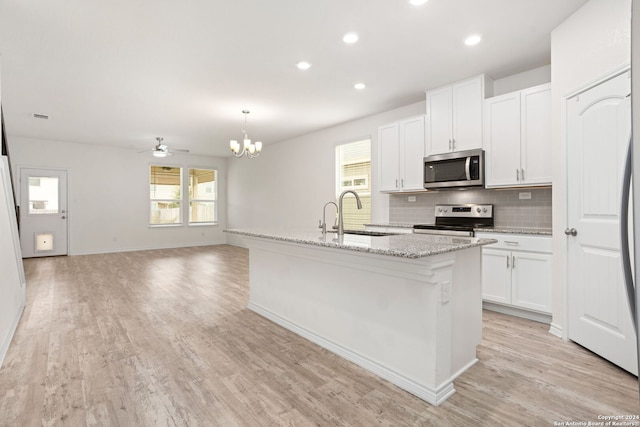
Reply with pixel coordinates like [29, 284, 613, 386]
[413, 204, 494, 237]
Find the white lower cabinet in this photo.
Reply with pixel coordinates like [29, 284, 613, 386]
[476, 232, 552, 320]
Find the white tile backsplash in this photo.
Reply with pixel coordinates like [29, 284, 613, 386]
[389, 187, 552, 228]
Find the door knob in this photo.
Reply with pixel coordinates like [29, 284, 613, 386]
[564, 228, 577, 236]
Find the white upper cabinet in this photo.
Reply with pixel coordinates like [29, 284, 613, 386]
[426, 75, 492, 155]
[379, 122, 401, 192]
[378, 115, 426, 192]
[484, 83, 552, 188]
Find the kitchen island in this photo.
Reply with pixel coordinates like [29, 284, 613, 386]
[225, 228, 496, 406]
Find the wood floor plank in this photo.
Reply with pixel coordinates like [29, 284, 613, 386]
[0, 245, 637, 426]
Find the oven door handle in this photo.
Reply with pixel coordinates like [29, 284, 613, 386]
[465, 156, 471, 180]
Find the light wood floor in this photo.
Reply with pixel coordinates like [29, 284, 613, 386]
[0, 245, 638, 426]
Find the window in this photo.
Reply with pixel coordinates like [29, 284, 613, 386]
[150, 165, 218, 226]
[189, 168, 217, 224]
[336, 139, 371, 230]
[28, 176, 59, 214]
[150, 166, 182, 224]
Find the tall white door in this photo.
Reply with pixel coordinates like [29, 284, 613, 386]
[567, 71, 637, 375]
[19, 168, 68, 258]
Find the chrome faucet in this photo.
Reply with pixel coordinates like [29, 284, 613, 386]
[319, 201, 338, 234]
[337, 190, 362, 235]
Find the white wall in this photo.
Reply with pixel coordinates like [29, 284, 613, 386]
[9, 136, 228, 255]
[492, 65, 551, 96]
[0, 157, 26, 367]
[226, 101, 425, 246]
[550, 0, 631, 337]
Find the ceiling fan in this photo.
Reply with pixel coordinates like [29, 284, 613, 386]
[145, 137, 190, 157]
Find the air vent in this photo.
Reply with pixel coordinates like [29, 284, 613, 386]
[32, 113, 49, 120]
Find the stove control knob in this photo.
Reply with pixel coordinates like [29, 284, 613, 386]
[483, 208, 488, 213]
[476, 207, 481, 213]
[438, 207, 443, 212]
[444, 208, 448, 212]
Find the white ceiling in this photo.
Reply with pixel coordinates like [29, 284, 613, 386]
[0, 0, 588, 157]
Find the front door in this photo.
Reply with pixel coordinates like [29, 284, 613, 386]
[19, 168, 68, 258]
[566, 70, 637, 375]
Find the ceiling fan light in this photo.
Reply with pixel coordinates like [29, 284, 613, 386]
[153, 150, 167, 158]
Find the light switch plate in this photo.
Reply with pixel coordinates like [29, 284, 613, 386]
[408, 196, 416, 202]
[519, 192, 532, 200]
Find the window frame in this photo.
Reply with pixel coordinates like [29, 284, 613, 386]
[188, 167, 218, 226]
[335, 138, 372, 230]
[149, 164, 219, 228]
[149, 164, 183, 227]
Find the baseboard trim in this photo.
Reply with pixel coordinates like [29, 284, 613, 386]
[482, 301, 552, 324]
[68, 240, 227, 256]
[0, 300, 25, 369]
[548, 322, 563, 339]
[248, 302, 457, 406]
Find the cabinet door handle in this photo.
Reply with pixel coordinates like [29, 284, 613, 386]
[521, 168, 525, 181]
[395, 179, 399, 188]
[512, 255, 516, 268]
[516, 169, 520, 181]
[504, 240, 520, 245]
[506, 255, 509, 268]
[451, 138, 455, 150]
[448, 139, 452, 150]
[401, 178, 404, 188]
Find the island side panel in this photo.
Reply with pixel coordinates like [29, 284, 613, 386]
[450, 247, 483, 377]
[244, 236, 477, 405]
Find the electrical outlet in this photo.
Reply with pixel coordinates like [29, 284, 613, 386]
[408, 196, 416, 202]
[441, 281, 451, 304]
[519, 192, 532, 200]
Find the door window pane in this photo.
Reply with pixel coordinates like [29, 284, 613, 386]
[28, 176, 59, 214]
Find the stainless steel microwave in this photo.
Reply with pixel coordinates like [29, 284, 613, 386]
[423, 149, 485, 190]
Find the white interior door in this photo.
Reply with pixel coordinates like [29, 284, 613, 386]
[567, 70, 637, 375]
[19, 168, 68, 258]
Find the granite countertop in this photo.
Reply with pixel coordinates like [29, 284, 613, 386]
[225, 228, 497, 259]
[366, 223, 552, 236]
[474, 227, 552, 236]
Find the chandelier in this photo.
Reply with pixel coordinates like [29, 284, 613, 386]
[230, 110, 262, 158]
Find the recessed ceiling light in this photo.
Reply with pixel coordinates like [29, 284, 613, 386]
[408, 0, 429, 5]
[343, 32, 359, 44]
[354, 83, 366, 90]
[296, 61, 312, 70]
[464, 34, 482, 46]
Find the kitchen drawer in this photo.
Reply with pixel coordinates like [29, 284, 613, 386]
[475, 232, 551, 253]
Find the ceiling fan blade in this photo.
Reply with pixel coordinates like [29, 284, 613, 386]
[170, 148, 190, 153]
